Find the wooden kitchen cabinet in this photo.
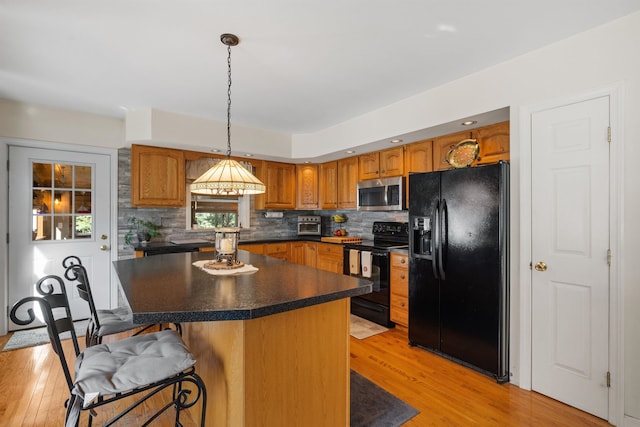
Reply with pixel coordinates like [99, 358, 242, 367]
[358, 147, 404, 181]
[319, 161, 338, 209]
[337, 156, 358, 209]
[291, 241, 318, 267]
[405, 139, 434, 175]
[404, 139, 434, 206]
[296, 164, 319, 209]
[131, 144, 185, 207]
[316, 243, 343, 274]
[264, 242, 290, 261]
[255, 161, 297, 210]
[390, 252, 409, 327]
[290, 241, 305, 264]
[358, 153, 379, 181]
[432, 131, 473, 171]
[304, 242, 317, 268]
[473, 121, 510, 166]
[239, 243, 265, 255]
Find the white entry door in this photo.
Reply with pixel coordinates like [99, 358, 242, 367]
[8, 146, 112, 329]
[531, 95, 610, 418]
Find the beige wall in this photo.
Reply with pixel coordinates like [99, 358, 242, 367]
[0, 99, 124, 147]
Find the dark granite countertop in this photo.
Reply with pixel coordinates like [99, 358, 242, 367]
[133, 236, 327, 255]
[113, 250, 372, 324]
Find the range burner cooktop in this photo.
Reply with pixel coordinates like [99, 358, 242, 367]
[344, 221, 409, 251]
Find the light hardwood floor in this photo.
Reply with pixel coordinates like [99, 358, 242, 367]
[0, 325, 611, 426]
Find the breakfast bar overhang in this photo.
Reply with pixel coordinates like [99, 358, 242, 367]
[112, 250, 372, 426]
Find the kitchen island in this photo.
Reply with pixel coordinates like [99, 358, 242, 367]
[112, 250, 372, 426]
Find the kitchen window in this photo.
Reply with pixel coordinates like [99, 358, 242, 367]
[185, 158, 251, 230]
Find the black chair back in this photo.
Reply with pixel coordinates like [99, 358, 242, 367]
[9, 275, 80, 393]
[64, 263, 101, 331]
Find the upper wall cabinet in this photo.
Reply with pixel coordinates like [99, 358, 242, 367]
[404, 139, 433, 175]
[255, 161, 297, 210]
[131, 144, 185, 207]
[473, 121, 510, 166]
[337, 156, 358, 209]
[432, 131, 474, 171]
[358, 146, 404, 180]
[296, 164, 319, 209]
[319, 161, 338, 210]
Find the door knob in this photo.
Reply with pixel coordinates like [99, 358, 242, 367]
[101, 234, 108, 240]
[534, 261, 547, 271]
[100, 245, 109, 251]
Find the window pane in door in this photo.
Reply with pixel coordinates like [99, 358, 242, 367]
[54, 164, 71, 187]
[75, 191, 92, 213]
[33, 189, 52, 213]
[53, 215, 73, 240]
[75, 165, 92, 189]
[75, 215, 92, 239]
[33, 163, 52, 187]
[33, 215, 52, 241]
[54, 190, 72, 214]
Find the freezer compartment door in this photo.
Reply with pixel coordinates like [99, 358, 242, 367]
[408, 257, 440, 350]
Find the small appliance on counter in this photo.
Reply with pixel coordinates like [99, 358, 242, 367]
[297, 215, 322, 236]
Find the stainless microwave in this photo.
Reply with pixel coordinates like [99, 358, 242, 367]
[357, 176, 405, 211]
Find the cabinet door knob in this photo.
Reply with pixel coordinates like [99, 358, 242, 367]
[400, 258, 406, 264]
[400, 274, 405, 280]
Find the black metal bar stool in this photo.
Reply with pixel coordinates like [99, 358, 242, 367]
[9, 274, 206, 427]
[62, 255, 181, 346]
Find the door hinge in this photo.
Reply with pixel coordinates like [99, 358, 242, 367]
[607, 249, 612, 266]
[607, 126, 611, 143]
[606, 371, 611, 387]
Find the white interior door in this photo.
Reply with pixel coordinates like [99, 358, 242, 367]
[8, 146, 111, 330]
[531, 96, 610, 418]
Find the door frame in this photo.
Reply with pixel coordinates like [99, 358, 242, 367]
[1, 138, 119, 336]
[518, 84, 624, 425]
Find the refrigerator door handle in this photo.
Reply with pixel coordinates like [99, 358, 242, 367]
[432, 200, 440, 280]
[439, 198, 448, 280]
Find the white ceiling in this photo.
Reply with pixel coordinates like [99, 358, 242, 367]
[2, 0, 639, 136]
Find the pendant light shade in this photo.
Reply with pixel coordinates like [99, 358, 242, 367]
[190, 33, 265, 196]
[191, 158, 265, 195]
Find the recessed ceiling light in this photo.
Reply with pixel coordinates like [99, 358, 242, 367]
[211, 148, 221, 153]
[390, 139, 403, 144]
[244, 153, 253, 157]
[303, 161, 311, 164]
[461, 120, 477, 126]
[346, 150, 356, 154]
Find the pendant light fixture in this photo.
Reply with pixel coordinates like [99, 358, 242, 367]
[191, 33, 265, 196]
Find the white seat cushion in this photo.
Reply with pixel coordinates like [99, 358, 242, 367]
[94, 306, 146, 336]
[73, 329, 195, 399]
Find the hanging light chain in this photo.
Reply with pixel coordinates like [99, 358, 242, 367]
[226, 42, 233, 158]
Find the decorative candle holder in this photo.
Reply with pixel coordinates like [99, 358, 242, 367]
[214, 227, 241, 266]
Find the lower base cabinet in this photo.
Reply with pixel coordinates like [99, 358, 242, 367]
[390, 253, 409, 327]
[316, 243, 343, 274]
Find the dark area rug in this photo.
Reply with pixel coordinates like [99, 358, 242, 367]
[351, 370, 419, 426]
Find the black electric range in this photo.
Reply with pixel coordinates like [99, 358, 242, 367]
[343, 222, 409, 327]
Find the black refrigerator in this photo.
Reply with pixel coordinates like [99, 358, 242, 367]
[408, 162, 509, 383]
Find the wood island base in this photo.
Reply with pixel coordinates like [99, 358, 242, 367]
[183, 298, 350, 426]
